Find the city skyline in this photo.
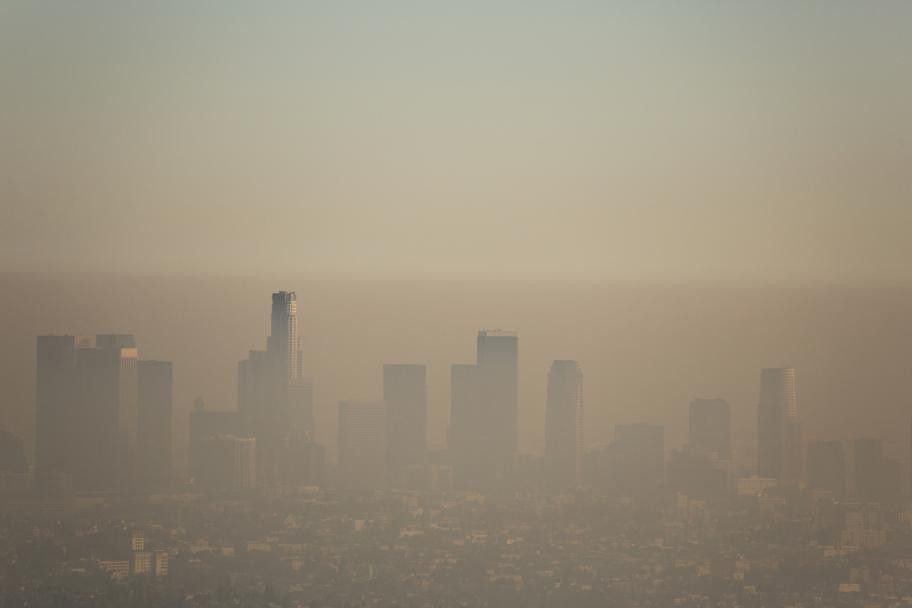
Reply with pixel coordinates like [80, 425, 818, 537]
[2, 2, 911, 605]
[22, 289, 912, 498]
[8, 279, 912, 471]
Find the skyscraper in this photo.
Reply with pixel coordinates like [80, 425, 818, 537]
[104, 336, 139, 490]
[269, 291, 299, 383]
[69, 335, 137, 492]
[689, 398, 731, 460]
[544, 360, 583, 492]
[35, 335, 76, 487]
[338, 401, 387, 490]
[757, 367, 802, 485]
[447, 330, 519, 488]
[237, 291, 311, 487]
[36, 334, 162, 494]
[383, 364, 427, 482]
[476, 330, 519, 479]
[137, 360, 173, 491]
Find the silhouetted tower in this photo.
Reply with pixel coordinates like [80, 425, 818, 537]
[544, 360, 583, 492]
[238, 291, 309, 487]
[35, 335, 76, 487]
[476, 330, 519, 479]
[66, 335, 138, 492]
[757, 367, 802, 485]
[269, 291, 299, 383]
[137, 361, 173, 490]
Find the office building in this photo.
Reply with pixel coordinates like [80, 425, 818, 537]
[67, 335, 138, 492]
[476, 330, 519, 475]
[757, 367, 802, 485]
[448, 330, 519, 488]
[237, 291, 311, 487]
[137, 360, 172, 490]
[544, 360, 583, 492]
[269, 290, 300, 383]
[35, 335, 76, 487]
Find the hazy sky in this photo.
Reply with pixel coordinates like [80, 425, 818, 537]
[2, 2, 911, 281]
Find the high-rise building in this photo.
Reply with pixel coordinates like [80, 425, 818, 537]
[383, 364, 427, 481]
[689, 398, 731, 460]
[237, 291, 313, 487]
[806, 440, 846, 498]
[476, 330, 519, 476]
[36, 334, 162, 494]
[269, 291, 299, 383]
[544, 360, 583, 492]
[69, 335, 138, 492]
[137, 361, 172, 491]
[612, 423, 665, 504]
[338, 401, 387, 490]
[447, 330, 519, 488]
[35, 335, 76, 487]
[757, 367, 802, 485]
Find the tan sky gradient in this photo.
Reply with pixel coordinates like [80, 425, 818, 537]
[1, 2, 911, 281]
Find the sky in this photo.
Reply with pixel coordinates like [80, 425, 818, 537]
[1, 1, 911, 281]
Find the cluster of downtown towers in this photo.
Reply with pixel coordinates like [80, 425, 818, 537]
[33, 290, 837, 497]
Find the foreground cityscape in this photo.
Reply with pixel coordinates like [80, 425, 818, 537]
[2, 291, 912, 607]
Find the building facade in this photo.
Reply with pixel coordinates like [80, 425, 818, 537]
[544, 360, 583, 492]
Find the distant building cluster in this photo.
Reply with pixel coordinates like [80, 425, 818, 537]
[4, 289, 912, 606]
[33, 334, 171, 496]
[7, 290, 909, 506]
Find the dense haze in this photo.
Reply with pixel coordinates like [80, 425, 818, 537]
[3, 274, 912, 475]
[2, 2, 912, 282]
[4, 3, 912, 606]
[2, 0, 912, 474]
